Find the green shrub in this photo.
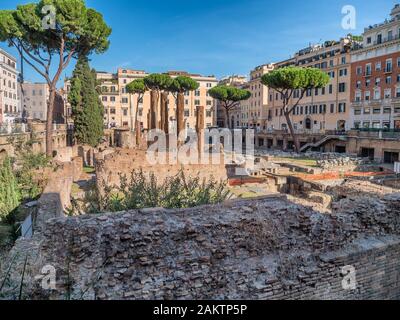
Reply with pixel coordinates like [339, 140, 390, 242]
[91, 169, 231, 213]
[0, 157, 20, 222]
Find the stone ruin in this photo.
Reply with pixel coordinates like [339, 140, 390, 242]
[1, 188, 400, 300]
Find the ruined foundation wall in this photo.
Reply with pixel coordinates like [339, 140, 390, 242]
[2, 194, 400, 300]
[95, 149, 228, 192]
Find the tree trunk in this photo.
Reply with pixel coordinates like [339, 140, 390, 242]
[284, 111, 300, 153]
[46, 86, 56, 157]
[225, 107, 231, 129]
[176, 92, 185, 139]
[160, 92, 169, 133]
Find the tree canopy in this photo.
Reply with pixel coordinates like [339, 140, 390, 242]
[0, 0, 112, 155]
[0, 0, 111, 81]
[169, 76, 200, 94]
[144, 73, 173, 91]
[126, 78, 147, 95]
[260, 66, 330, 153]
[208, 85, 251, 105]
[261, 67, 330, 93]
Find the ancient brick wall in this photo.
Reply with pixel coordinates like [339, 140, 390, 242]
[95, 149, 228, 193]
[2, 193, 400, 300]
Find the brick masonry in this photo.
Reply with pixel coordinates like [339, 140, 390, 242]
[95, 149, 228, 194]
[1, 193, 400, 300]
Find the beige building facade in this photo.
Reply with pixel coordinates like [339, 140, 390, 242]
[98, 68, 218, 131]
[267, 38, 356, 134]
[240, 64, 274, 131]
[217, 75, 247, 128]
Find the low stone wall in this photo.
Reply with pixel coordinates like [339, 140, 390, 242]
[2, 193, 400, 300]
[34, 159, 83, 231]
[95, 149, 228, 193]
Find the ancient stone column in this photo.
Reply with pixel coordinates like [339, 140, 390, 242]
[160, 92, 169, 134]
[196, 105, 205, 159]
[176, 93, 185, 141]
[150, 90, 158, 130]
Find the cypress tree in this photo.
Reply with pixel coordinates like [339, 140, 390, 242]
[69, 56, 104, 147]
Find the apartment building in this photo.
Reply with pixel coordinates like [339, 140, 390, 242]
[267, 38, 356, 133]
[217, 75, 247, 128]
[98, 68, 218, 131]
[350, 4, 400, 131]
[0, 48, 19, 124]
[241, 64, 274, 131]
[20, 82, 65, 124]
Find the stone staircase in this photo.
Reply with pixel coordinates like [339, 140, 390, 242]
[300, 135, 347, 152]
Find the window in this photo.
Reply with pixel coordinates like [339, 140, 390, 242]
[206, 100, 212, 106]
[376, 62, 382, 71]
[375, 78, 381, 86]
[377, 34, 382, 44]
[386, 76, 392, 85]
[341, 57, 346, 64]
[386, 59, 393, 72]
[366, 79, 371, 87]
[383, 122, 390, 129]
[356, 66, 363, 75]
[110, 108, 116, 114]
[364, 107, 371, 114]
[384, 89, 392, 99]
[338, 83, 346, 93]
[374, 89, 380, 100]
[396, 87, 400, 98]
[372, 122, 381, 129]
[194, 99, 200, 105]
[356, 81, 361, 89]
[184, 109, 190, 117]
[354, 109, 361, 115]
[383, 107, 392, 114]
[373, 107, 381, 114]
[339, 68, 347, 76]
[366, 64, 372, 76]
[363, 122, 370, 129]
[367, 37, 372, 44]
[122, 97, 128, 104]
[365, 91, 370, 101]
[206, 110, 212, 117]
[110, 97, 116, 102]
[338, 103, 346, 113]
[388, 30, 393, 41]
[102, 96, 107, 102]
[355, 91, 362, 102]
[123, 109, 128, 116]
[194, 90, 200, 96]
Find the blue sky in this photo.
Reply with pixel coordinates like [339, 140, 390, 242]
[0, 0, 398, 85]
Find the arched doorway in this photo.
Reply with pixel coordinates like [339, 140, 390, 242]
[305, 118, 312, 130]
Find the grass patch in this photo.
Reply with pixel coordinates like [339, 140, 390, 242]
[275, 157, 318, 167]
[83, 166, 95, 174]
